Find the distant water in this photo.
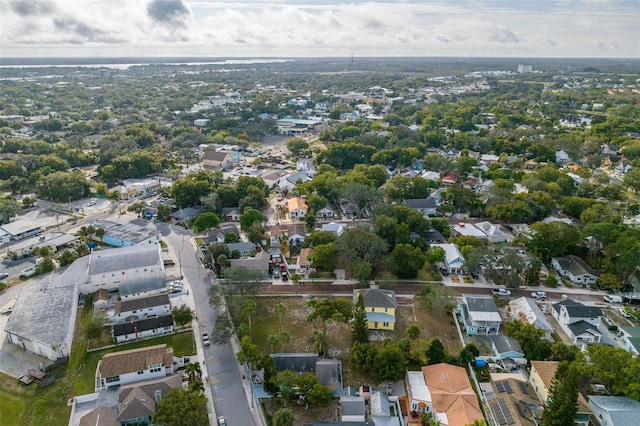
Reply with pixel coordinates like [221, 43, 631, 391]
[0, 57, 293, 69]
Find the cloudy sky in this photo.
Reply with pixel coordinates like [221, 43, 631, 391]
[1, 0, 639, 58]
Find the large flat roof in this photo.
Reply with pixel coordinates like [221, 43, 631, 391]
[1, 219, 42, 236]
[88, 244, 162, 276]
[4, 271, 77, 348]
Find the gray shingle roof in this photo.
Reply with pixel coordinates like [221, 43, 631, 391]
[492, 335, 524, 355]
[115, 294, 170, 314]
[353, 288, 397, 309]
[567, 320, 600, 337]
[112, 314, 174, 337]
[466, 296, 499, 313]
[341, 395, 366, 416]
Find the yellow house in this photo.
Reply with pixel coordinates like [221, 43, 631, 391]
[353, 287, 397, 331]
[529, 360, 591, 426]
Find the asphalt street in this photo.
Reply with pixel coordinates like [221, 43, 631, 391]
[157, 222, 257, 426]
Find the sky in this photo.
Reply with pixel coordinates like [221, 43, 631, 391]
[1, 0, 639, 58]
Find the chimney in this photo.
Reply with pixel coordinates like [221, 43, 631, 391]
[154, 389, 162, 403]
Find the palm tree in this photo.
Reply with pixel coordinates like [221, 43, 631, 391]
[185, 362, 202, 382]
[279, 331, 291, 352]
[188, 379, 204, 394]
[274, 303, 285, 332]
[267, 334, 280, 352]
[241, 298, 257, 338]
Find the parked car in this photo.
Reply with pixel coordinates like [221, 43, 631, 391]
[203, 333, 210, 346]
[217, 416, 226, 426]
[0, 272, 8, 280]
[604, 295, 623, 303]
[87, 200, 97, 206]
[620, 308, 634, 319]
[531, 291, 547, 300]
[492, 288, 511, 297]
[19, 266, 36, 277]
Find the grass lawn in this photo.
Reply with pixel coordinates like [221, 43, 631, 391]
[0, 306, 195, 426]
[239, 295, 463, 390]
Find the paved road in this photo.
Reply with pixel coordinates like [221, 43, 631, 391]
[157, 223, 257, 426]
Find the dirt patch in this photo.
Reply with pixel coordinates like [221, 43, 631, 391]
[396, 303, 462, 354]
[262, 398, 339, 426]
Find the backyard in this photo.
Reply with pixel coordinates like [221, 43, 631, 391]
[0, 306, 195, 426]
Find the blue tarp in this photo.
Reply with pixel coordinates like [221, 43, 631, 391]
[475, 358, 487, 367]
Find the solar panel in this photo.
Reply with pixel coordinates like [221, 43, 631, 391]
[517, 381, 529, 394]
[490, 400, 516, 425]
[496, 381, 513, 394]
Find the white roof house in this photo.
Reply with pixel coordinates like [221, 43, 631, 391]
[509, 297, 554, 340]
[452, 223, 486, 239]
[432, 243, 465, 274]
[406, 370, 433, 414]
[474, 221, 511, 243]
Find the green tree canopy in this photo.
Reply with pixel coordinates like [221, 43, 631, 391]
[152, 388, 208, 426]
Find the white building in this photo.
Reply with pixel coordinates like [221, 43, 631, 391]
[4, 268, 78, 360]
[112, 293, 171, 323]
[95, 344, 175, 391]
[432, 243, 465, 274]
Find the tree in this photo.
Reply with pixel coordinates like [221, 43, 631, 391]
[309, 242, 339, 272]
[374, 342, 407, 381]
[172, 305, 194, 327]
[306, 382, 334, 406]
[0, 198, 21, 224]
[406, 324, 421, 341]
[275, 302, 286, 332]
[623, 167, 640, 192]
[219, 266, 269, 297]
[338, 226, 388, 266]
[241, 298, 257, 338]
[36, 170, 91, 202]
[526, 222, 581, 261]
[350, 341, 379, 372]
[239, 207, 264, 231]
[425, 339, 449, 364]
[390, 244, 426, 279]
[342, 182, 381, 216]
[185, 362, 202, 382]
[192, 212, 220, 234]
[152, 388, 208, 426]
[273, 407, 295, 426]
[211, 315, 234, 345]
[504, 321, 551, 360]
[541, 362, 578, 426]
[352, 261, 372, 288]
[286, 137, 309, 156]
[58, 249, 79, 266]
[459, 343, 480, 365]
[352, 293, 370, 345]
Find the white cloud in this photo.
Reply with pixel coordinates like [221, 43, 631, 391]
[0, 0, 638, 57]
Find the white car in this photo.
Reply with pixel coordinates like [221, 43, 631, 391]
[203, 333, 210, 346]
[217, 416, 226, 426]
[531, 291, 547, 300]
[492, 288, 511, 297]
[620, 308, 634, 319]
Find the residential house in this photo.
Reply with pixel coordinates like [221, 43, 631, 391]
[555, 150, 570, 164]
[529, 361, 591, 426]
[432, 243, 465, 274]
[320, 221, 347, 236]
[353, 287, 397, 331]
[220, 207, 241, 222]
[92, 288, 111, 310]
[551, 255, 598, 285]
[316, 205, 335, 219]
[509, 297, 554, 340]
[404, 198, 438, 216]
[203, 226, 239, 245]
[261, 170, 288, 188]
[287, 197, 308, 219]
[340, 395, 366, 423]
[483, 379, 542, 426]
[280, 170, 312, 191]
[441, 148, 461, 160]
[421, 363, 484, 426]
[116, 375, 182, 425]
[268, 223, 306, 247]
[421, 170, 441, 181]
[226, 241, 256, 257]
[424, 229, 447, 244]
[616, 326, 640, 355]
[551, 299, 602, 344]
[202, 150, 234, 170]
[615, 161, 632, 175]
[230, 250, 270, 274]
[405, 370, 433, 421]
[480, 154, 500, 164]
[297, 247, 314, 276]
[169, 207, 201, 224]
[588, 396, 640, 426]
[491, 336, 526, 364]
[112, 313, 174, 343]
[458, 295, 502, 335]
[427, 188, 444, 205]
[112, 294, 171, 323]
[451, 223, 487, 240]
[95, 344, 174, 391]
[463, 177, 482, 192]
[441, 174, 459, 186]
[474, 221, 511, 243]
